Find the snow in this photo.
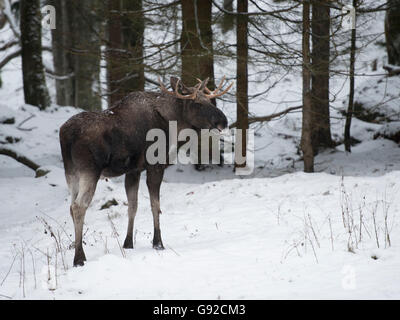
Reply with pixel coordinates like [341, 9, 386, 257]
[1, 104, 400, 299]
[1, 0, 400, 300]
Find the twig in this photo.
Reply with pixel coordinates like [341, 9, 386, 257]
[28, 249, 37, 290]
[21, 246, 25, 298]
[167, 245, 180, 257]
[107, 214, 126, 258]
[307, 213, 320, 248]
[328, 217, 334, 251]
[0, 253, 18, 286]
[17, 114, 37, 131]
[0, 293, 12, 299]
[371, 202, 380, 249]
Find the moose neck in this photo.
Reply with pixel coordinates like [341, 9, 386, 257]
[155, 96, 191, 132]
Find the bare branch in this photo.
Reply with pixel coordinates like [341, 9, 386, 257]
[229, 105, 302, 128]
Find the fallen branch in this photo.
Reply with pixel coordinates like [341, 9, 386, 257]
[383, 65, 400, 77]
[0, 147, 40, 171]
[229, 105, 302, 128]
[17, 114, 36, 131]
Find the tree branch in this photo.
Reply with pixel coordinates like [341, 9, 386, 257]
[229, 105, 302, 128]
[3, 0, 20, 39]
[0, 49, 21, 69]
[212, 0, 300, 17]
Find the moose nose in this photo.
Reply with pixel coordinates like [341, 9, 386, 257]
[216, 123, 225, 132]
[213, 118, 227, 132]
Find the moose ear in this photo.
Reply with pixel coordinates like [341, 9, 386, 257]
[170, 77, 191, 94]
[199, 77, 209, 91]
[170, 77, 180, 91]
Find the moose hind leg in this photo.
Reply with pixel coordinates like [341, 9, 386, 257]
[67, 174, 79, 223]
[71, 173, 99, 266]
[146, 167, 165, 250]
[123, 171, 141, 249]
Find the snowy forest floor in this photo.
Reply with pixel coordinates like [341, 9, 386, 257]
[1, 3, 400, 299]
[0, 103, 400, 299]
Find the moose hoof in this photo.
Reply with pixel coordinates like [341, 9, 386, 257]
[73, 251, 86, 267]
[123, 237, 134, 249]
[153, 242, 165, 250]
[73, 258, 85, 267]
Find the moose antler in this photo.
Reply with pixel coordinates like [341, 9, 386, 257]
[196, 76, 233, 99]
[158, 77, 200, 100]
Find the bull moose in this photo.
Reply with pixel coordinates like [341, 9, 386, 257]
[59, 76, 232, 266]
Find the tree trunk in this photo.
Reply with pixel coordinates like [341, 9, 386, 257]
[121, 0, 145, 93]
[180, 0, 215, 89]
[235, 0, 248, 170]
[20, 0, 50, 110]
[220, 0, 235, 33]
[385, 0, 400, 66]
[181, 0, 215, 169]
[107, 0, 123, 106]
[311, 0, 332, 152]
[50, 0, 74, 106]
[344, 0, 357, 152]
[69, 0, 102, 111]
[301, 0, 314, 172]
[107, 0, 144, 107]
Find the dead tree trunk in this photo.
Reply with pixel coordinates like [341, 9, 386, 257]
[301, 0, 314, 172]
[20, 0, 50, 110]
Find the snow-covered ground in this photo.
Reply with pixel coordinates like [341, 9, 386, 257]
[1, 1, 400, 300]
[1, 98, 400, 299]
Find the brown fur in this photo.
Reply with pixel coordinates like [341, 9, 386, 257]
[59, 78, 228, 266]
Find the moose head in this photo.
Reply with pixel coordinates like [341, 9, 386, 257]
[158, 76, 232, 132]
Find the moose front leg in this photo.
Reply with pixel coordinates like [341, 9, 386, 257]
[123, 171, 141, 249]
[146, 167, 165, 250]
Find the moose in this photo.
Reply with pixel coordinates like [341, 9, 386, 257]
[59, 76, 232, 266]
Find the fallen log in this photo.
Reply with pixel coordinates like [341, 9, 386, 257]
[0, 147, 39, 171]
[383, 65, 400, 77]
